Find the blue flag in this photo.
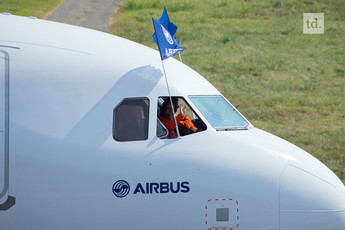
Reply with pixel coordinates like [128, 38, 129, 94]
[152, 7, 177, 45]
[152, 18, 185, 60]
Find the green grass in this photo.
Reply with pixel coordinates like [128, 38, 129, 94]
[111, 0, 345, 183]
[0, 0, 64, 18]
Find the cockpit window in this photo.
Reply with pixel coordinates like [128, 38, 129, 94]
[157, 97, 206, 138]
[113, 98, 149, 141]
[189, 96, 248, 130]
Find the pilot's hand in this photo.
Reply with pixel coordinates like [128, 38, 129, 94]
[191, 127, 198, 132]
[180, 103, 186, 115]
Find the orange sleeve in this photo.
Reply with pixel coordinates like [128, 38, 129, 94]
[159, 114, 194, 138]
[159, 114, 182, 130]
[178, 115, 195, 129]
[159, 115, 183, 138]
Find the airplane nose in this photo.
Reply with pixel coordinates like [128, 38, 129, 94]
[279, 147, 345, 230]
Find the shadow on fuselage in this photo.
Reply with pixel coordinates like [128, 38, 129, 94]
[63, 65, 163, 148]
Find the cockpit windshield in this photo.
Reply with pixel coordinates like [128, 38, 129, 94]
[189, 96, 249, 130]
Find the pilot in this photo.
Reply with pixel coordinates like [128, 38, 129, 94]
[158, 98, 198, 138]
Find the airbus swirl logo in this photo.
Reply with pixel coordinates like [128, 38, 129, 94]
[112, 180, 130, 198]
[161, 24, 174, 45]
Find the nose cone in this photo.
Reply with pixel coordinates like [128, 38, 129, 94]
[280, 147, 345, 230]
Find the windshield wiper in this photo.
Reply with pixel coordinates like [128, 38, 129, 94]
[216, 126, 248, 131]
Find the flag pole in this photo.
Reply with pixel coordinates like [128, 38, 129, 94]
[160, 60, 181, 139]
[178, 52, 183, 63]
[152, 15, 183, 139]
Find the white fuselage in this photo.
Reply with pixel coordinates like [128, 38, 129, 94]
[0, 14, 344, 230]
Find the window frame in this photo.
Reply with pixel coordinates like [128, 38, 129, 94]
[156, 118, 169, 139]
[113, 97, 150, 142]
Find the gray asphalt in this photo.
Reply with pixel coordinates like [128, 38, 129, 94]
[48, 0, 124, 32]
